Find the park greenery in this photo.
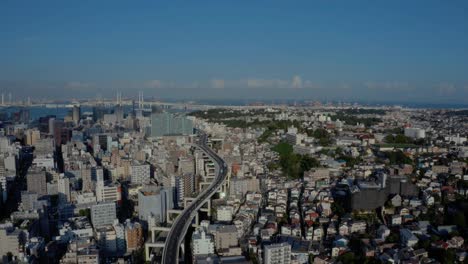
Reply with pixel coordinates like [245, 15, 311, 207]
[381, 151, 413, 165]
[331, 111, 382, 127]
[271, 142, 320, 179]
[384, 133, 425, 146]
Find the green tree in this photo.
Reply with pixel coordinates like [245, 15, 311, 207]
[336, 252, 357, 264]
[452, 211, 466, 228]
[79, 209, 91, 219]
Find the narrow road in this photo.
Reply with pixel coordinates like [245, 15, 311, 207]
[160, 132, 228, 264]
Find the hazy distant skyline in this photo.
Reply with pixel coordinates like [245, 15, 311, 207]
[1, 1, 468, 104]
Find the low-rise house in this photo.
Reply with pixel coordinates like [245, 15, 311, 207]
[400, 229, 418, 247]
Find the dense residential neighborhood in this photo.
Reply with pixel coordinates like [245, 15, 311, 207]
[0, 102, 467, 263]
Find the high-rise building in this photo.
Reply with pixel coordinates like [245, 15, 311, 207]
[150, 112, 193, 137]
[138, 185, 173, 224]
[72, 105, 81, 125]
[125, 220, 143, 251]
[38, 115, 56, 133]
[114, 105, 124, 123]
[175, 173, 196, 207]
[96, 180, 122, 203]
[91, 202, 117, 228]
[264, 243, 291, 264]
[27, 170, 47, 196]
[92, 106, 111, 122]
[58, 176, 71, 204]
[91, 167, 104, 182]
[93, 134, 112, 152]
[25, 129, 41, 146]
[48, 118, 55, 135]
[53, 120, 71, 146]
[113, 220, 126, 253]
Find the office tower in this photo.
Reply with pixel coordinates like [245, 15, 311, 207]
[93, 134, 112, 152]
[57, 176, 71, 204]
[138, 185, 173, 224]
[27, 170, 47, 196]
[264, 243, 291, 264]
[150, 112, 194, 137]
[72, 105, 81, 125]
[53, 120, 71, 146]
[25, 129, 41, 146]
[92, 106, 111, 122]
[115, 105, 124, 123]
[48, 118, 55, 135]
[91, 202, 117, 228]
[174, 173, 195, 207]
[18, 108, 30, 123]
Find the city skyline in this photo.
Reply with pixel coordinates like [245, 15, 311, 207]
[1, 1, 468, 104]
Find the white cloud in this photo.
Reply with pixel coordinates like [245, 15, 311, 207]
[292, 75, 303, 89]
[145, 80, 162, 89]
[210, 79, 225, 89]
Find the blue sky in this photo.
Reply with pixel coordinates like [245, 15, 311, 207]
[1, 0, 468, 103]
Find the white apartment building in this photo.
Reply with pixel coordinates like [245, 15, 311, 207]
[264, 243, 291, 264]
[130, 163, 151, 184]
[217, 206, 234, 222]
[192, 228, 215, 257]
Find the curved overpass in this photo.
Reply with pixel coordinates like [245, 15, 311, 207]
[161, 132, 227, 264]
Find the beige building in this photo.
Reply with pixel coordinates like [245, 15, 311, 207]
[125, 221, 143, 251]
[214, 225, 238, 251]
[0, 228, 22, 259]
[26, 129, 41, 146]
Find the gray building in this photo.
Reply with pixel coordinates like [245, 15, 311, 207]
[91, 202, 116, 228]
[130, 163, 151, 185]
[72, 105, 81, 125]
[138, 185, 173, 224]
[150, 112, 193, 137]
[349, 174, 419, 210]
[0, 228, 23, 259]
[21, 191, 38, 211]
[27, 170, 47, 196]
